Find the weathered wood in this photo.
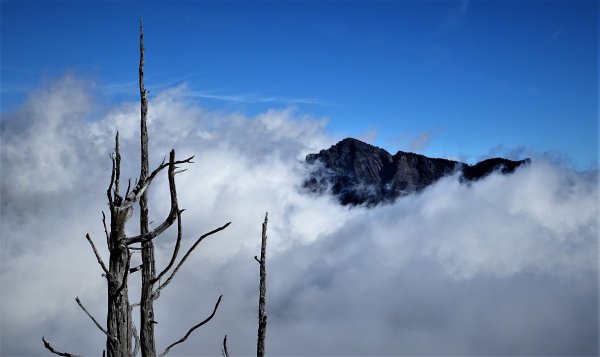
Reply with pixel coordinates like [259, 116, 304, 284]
[106, 133, 133, 357]
[256, 213, 268, 357]
[138, 18, 157, 357]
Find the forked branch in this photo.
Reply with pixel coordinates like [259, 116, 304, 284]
[126, 151, 192, 245]
[119, 153, 193, 214]
[158, 295, 223, 357]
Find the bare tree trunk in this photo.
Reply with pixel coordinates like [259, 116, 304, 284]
[138, 18, 157, 357]
[106, 233, 132, 357]
[43, 21, 229, 357]
[106, 134, 133, 357]
[256, 213, 268, 357]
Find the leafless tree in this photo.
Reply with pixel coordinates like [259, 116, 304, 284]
[138, 19, 157, 357]
[43, 20, 230, 357]
[255, 213, 268, 357]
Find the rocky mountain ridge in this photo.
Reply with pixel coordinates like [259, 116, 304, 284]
[304, 138, 530, 205]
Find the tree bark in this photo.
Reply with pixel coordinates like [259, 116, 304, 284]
[138, 18, 157, 357]
[106, 232, 132, 357]
[106, 133, 133, 357]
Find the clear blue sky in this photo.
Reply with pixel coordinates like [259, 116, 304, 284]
[1, 0, 597, 167]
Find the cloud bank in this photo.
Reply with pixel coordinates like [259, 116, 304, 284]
[1, 75, 597, 356]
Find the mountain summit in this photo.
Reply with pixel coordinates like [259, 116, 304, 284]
[305, 138, 530, 205]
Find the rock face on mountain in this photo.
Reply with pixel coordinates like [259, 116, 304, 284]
[305, 138, 530, 205]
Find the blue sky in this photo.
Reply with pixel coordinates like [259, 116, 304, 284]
[1, 0, 597, 167]
[1, 3, 599, 355]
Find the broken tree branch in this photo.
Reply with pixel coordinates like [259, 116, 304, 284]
[107, 153, 116, 213]
[75, 297, 115, 342]
[85, 234, 109, 276]
[158, 295, 223, 357]
[129, 264, 143, 274]
[222, 335, 230, 357]
[102, 211, 109, 246]
[153, 222, 231, 297]
[42, 337, 83, 357]
[125, 178, 132, 199]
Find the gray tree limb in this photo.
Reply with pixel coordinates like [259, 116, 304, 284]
[153, 222, 231, 298]
[75, 297, 115, 342]
[42, 337, 83, 357]
[158, 295, 223, 357]
[152, 208, 183, 284]
[85, 234, 109, 276]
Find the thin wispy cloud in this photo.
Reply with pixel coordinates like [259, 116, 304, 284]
[550, 28, 564, 41]
[186, 90, 322, 106]
[100, 80, 137, 91]
[100, 72, 207, 94]
[100, 75, 322, 106]
[358, 127, 379, 143]
[409, 129, 438, 151]
[441, 0, 471, 31]
[461, 0, 471, 13]
[386, 129, 440, 153]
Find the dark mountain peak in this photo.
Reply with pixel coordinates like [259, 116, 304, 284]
[307, 137, 390, 163]
[305, 138, 530, 206]
[462, 157, 531, 181]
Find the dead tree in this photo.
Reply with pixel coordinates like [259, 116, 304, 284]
[255, 213, 268, 357]
[138, 19, 157, 357]
[43, 20, 230, 357]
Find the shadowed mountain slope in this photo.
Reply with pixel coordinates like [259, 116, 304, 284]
[305, 138, 530, 206]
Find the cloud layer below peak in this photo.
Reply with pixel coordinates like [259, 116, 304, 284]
[1, 75, 597, 356]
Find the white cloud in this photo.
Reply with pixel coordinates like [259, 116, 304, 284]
[1, 75, 597, 356]
[358, 127, 379, 144]
[409, 129, 437, 152]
